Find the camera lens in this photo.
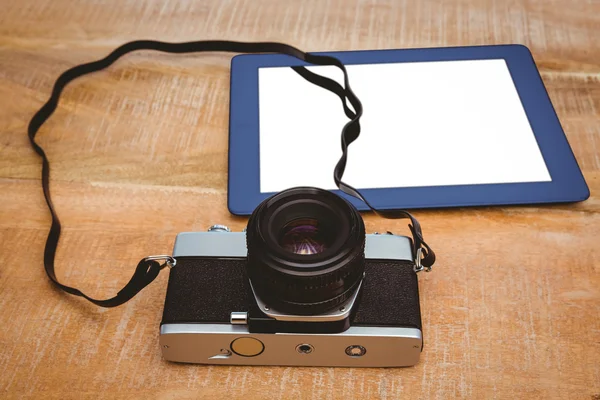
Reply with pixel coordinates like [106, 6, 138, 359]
[279, 218, 330, 255]
[246, 187, 366, 315]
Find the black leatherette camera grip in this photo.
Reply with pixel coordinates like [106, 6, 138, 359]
[161, 257, 421, 330]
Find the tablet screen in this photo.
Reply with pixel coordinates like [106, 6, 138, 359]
[258, 59, 551, 193]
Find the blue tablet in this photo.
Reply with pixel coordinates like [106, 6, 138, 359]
[228, 45, 589, 215]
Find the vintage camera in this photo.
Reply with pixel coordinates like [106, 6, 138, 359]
[159, 188, 424, 367]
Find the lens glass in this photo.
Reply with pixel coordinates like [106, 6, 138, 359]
[279, 218, 330, 255]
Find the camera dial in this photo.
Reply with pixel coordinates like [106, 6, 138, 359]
[208, 224, 231, 232]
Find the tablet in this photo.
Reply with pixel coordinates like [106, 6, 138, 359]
[228, 45, 589, 215]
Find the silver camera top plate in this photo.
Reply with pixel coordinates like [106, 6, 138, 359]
[172, 231, 413, 261]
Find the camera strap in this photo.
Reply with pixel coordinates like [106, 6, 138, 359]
[28, 40, 436, 308]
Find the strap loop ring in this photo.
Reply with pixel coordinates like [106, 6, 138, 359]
[144, 255, 176, 270]
[413, 247, 431, 273]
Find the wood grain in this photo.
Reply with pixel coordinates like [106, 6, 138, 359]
[1, 0, 599, 399]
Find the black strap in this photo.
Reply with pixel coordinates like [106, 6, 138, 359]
[291, 66, 435, 266]
[28, 40, 435, 308]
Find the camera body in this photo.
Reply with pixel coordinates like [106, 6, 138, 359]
[160, 229, 423, 367]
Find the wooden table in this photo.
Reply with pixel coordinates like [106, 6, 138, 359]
[1, 0, 598, 398]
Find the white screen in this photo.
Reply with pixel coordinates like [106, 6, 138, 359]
[258, 59, 551, 193]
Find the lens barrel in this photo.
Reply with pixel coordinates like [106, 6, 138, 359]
[246, 187, 366, 315]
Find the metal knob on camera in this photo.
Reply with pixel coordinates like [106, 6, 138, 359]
[208, 224, 231, 233]
[230, 312, 248, 325]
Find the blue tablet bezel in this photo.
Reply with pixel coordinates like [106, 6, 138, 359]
[228, 44, 589, 215]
